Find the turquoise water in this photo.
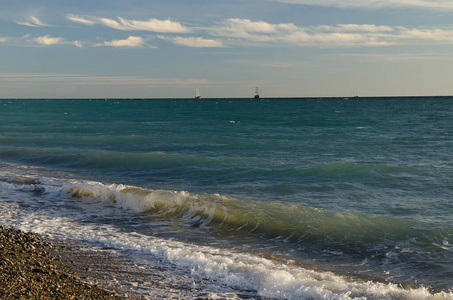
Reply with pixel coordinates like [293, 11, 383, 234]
[1, 98, 452, 298]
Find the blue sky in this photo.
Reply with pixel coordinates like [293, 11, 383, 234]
[1, 0, 453, 98]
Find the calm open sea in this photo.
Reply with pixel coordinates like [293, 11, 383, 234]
[1, 97, 452, 299]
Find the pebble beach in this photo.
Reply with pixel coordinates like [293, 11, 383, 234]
[0, 225, 127, 299]
[0, 225, 221, 299]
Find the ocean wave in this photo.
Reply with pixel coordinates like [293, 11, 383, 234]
[280, 161, 424, 180]
[0, 146, 213, 169]
[2, 173, 453, 297]
[1, 191, 451, 300]
[0, 145, 424, 179]
[2, 175, 423, 245]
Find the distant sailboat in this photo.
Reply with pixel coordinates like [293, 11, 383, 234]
[195, 88, 201, 99]
[254, 87, 260, 99]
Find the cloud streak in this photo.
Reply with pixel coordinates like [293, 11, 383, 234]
[34, 35, 64, 46]
[398, 27, 453, 42]
[158, 36, 224, 48]
[67, 15, 191, 33]
[210, 18, 298, 40]
[209, 19, 453, 47]
[0, 73, 210, 87]
[102, 36, 146, 48]
[6, 14, 453, 49]
[210, 19, 397, 47]
[16, 17, 51, 27]
[270, 0, 453, 11]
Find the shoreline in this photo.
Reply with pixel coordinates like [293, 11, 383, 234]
[0, 225, 231, 299]
[0, 224, 126, 299]
[46, 238, 203, 299]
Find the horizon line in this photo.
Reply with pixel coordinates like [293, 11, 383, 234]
[1, 95, 453, 100]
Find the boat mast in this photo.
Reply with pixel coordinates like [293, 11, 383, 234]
[254, 87, 260, 99]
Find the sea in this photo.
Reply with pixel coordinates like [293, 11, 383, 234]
[0, 97, 452, 299]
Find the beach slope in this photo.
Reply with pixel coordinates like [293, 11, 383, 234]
[0, 225, 125, 299]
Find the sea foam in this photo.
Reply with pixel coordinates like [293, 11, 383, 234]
[1, 175, 452, 299]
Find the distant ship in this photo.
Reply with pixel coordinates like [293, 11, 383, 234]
[254, 87, 260, 99]
[195, 89, 201, 99]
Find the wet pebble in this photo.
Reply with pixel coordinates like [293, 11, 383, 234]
[0, 225, 126, 299]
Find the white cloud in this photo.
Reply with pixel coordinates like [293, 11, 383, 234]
[211, 18, 297, 40]
[283, 31, 392, 47]
[282, 24, 397, 46]
[34, 35, 64, 46]
[114, 17, 191, 33]
[314, 24, 394, 33]
[222, 18, 297, 33]
[102, 36, 146, 48]
[158, 36, 224, 48]
[8, 14, 453, 49]
[66, 15, 97, 25]
[209, 19, 453, 47]
[73, 40, 84, 48]
[338, 52, 453, 62]
[210, 19, 394, 46]
[398, 27, 453, 42]
[269, 0, 453, 10]
[0, 34, 84, 48]
[67, 15, 191, 33]
[16, 17, 51, 27]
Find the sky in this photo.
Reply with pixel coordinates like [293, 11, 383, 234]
[1, 0, 453, 98]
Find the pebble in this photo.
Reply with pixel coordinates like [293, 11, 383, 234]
[0, 225, 127, 299]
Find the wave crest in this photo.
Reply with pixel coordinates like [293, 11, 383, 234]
[62, 181, 416, 245]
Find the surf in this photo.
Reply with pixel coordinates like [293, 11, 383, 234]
[1, 175, 452, 299]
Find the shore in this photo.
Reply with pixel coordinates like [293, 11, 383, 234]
[0, 225, 228, 299]
[0, 224, 129, 299]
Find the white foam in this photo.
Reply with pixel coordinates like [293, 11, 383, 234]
[0, 205, 450, 298]
[12, 218, 453, 299]
[1, 173, 452, 299]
